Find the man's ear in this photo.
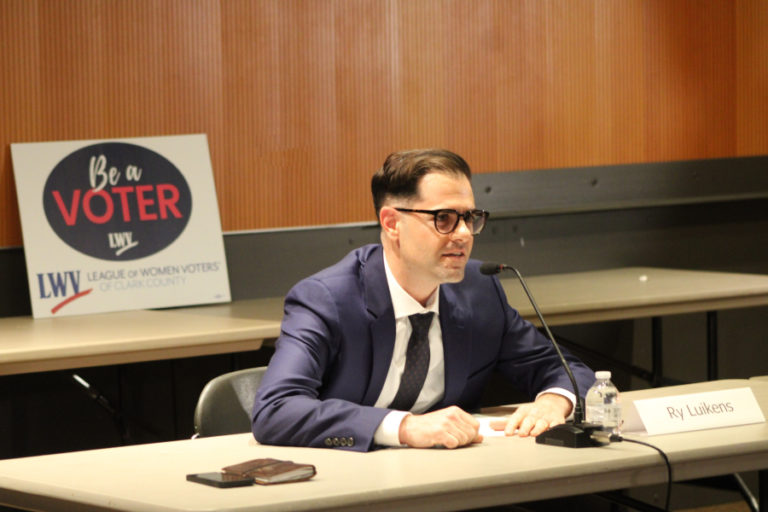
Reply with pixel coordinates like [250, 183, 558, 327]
[379, 206, 399, 240]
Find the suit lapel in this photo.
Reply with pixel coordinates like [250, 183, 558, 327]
[436, 285, 472, 408]
[360, 246, 396, 406]
[356, 246, 474, 408]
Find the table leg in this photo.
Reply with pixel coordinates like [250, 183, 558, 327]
[733, 472, 759, 512]
[707, 311, 718, 381]
[651, 317, 663, 387]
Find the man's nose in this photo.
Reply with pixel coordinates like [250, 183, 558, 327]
[451, 217, 473, 239]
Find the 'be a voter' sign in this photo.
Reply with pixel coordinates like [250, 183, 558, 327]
[11, 134, 230, 318]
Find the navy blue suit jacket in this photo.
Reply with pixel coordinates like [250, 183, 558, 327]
[252, 244, 594, 451]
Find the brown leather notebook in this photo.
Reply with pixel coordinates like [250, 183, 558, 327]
[222, 458, 316, 485]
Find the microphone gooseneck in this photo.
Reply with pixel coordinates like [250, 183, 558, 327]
[481, 261, 602, 448]
[479, 262, 509, 275]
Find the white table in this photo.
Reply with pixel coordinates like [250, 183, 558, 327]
[502, 267, 768, 384]
[3, 267, 768, 379]
[0, 378, 765, 512]
[0, 297, 283, 376]
[502, 266, 768, 326]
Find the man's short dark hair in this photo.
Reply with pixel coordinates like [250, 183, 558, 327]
[371, 149, 472, 219]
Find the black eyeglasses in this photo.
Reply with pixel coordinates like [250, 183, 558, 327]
[395, 208, 490, 235]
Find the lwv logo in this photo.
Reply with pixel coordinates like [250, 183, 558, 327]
[37, 271, 93, 314]
[108, 231, 139, 256]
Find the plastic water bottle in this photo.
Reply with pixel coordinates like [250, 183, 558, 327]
[585, 370, 621, 433]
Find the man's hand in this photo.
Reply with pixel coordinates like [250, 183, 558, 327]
[398, 406, 483, 448]
[491, 393, 572, 437]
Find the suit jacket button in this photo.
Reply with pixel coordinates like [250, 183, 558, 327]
[347, 437, 354, 446]
[324, 438, 333, 447]
[332, 437, 340, 446]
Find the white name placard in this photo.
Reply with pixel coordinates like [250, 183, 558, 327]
[630, 387, 765, 436]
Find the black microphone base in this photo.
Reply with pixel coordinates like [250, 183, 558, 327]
[535, 422, 605, 448]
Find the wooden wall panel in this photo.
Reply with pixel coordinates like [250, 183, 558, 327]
[643, 1, 736, 159]
[1, 0, 767, 248]
[736, 0, 768, 155]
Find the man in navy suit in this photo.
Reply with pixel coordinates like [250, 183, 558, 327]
[252, 149, 594, 452]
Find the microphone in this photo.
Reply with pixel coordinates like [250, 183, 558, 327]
[479, 262, 511, 275]
[480, 262, 602, 448]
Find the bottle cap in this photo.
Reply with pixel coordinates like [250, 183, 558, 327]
[595, 370, 612, 380]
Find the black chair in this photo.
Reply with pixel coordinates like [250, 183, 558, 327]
[193, 366, 267, 437]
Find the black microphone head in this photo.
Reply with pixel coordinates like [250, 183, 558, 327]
[479, 262, 504, 275]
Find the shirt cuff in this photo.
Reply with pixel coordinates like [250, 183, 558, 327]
[373, 410, 411, 447]
[536, 387, 577, 421]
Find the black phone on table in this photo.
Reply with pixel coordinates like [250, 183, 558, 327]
[186, 472, 254, 488]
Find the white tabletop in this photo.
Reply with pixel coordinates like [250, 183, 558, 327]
[3, 267, 768, 375]
[0, 297, 284, 375]
[0, 379, 765, 512]
[502, 266, 768, 325]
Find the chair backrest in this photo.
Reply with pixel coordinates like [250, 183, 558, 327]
[193, 366, 267, 437]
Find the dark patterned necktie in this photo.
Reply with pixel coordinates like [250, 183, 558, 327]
[388, 312, 434, 411]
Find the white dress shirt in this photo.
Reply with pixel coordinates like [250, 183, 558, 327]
[372, 254, 444, 446]
[372, 253, 575, 446]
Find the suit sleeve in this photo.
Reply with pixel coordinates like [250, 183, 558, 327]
[251, 278, 389, 452]
[490, 276, 595, 400]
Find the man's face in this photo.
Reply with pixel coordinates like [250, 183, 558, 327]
[393, 172, 476, 295]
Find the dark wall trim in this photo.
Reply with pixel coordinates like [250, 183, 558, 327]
[2, 155, 768, 316]
[474, 155, 768, 217]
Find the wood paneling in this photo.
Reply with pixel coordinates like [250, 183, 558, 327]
[1, 0, 767, 248]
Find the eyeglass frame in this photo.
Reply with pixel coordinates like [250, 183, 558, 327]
[394, 207, 490, 235]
